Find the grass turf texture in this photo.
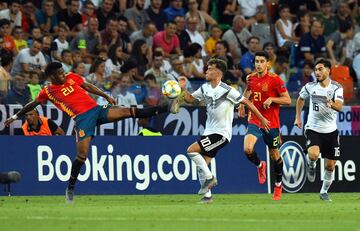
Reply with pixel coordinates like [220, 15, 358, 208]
[0, 193, 359, 231]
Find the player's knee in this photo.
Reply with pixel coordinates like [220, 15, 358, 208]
[187, 146, 196, 154]
[77, 151, 88, 160]
[325, 162, 336, 171]
[244, 147, 254, 156]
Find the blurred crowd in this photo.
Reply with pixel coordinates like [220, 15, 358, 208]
[0, 0, 360, 108]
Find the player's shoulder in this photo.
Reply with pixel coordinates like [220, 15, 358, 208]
[246, 72, 257, 81]
[330, 80, 343, 89]
[219, 82, 232, 91]
[304, 81, 318, 88]
[267, 72, 279, 78]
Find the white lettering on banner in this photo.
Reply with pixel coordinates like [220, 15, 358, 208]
[55, 155, 72, 181]
[36, 144, 218, 190]
[116, 155, 133, 181]
[320, 159, 356, 181]
[91, 145, 108, 181]
[38, 145, 54, 181]
[158, 154, 173, 181]
[173, 155, 190, 181]
[133, 155, 150, 190]
[78, 160, 91, 181]
[108, 145, 114, 181]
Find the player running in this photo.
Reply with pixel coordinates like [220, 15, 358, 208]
[238, 51, 291, 200]
[294, 59, 343, 202]
[5, 62, 179, 203]
[179, 58, 270, 203]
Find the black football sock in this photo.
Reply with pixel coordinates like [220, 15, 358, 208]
[68, 156, 86, 190]
[246, 151, 261, 167]
[130, 105, 168, 118]
[274, 157, 283, 186]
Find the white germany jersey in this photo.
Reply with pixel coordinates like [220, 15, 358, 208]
[192, 81, 244, 141]
[299, 80, 343, 133]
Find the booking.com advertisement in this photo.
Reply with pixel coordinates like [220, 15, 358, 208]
[0, 136, 267, 196]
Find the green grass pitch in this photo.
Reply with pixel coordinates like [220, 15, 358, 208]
[1, 193, 359, 231]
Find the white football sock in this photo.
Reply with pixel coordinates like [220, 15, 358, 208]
[320, 170, 334, 194]
[197, 167, 212, 197]
[307, 154, 317, 168]
[189, 152, 212, 179]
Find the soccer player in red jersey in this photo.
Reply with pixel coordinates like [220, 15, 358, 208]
[5, 62, 179, 203]
[238, 51, 291, 200]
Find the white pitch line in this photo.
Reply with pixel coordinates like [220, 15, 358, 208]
[23, 216, 360, 224]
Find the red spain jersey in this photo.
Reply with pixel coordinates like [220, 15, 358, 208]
[247, 72, 287, 128]
[37, 72, 98, 118]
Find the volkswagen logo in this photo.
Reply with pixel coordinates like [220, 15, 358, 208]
[280, 141, 307, 193]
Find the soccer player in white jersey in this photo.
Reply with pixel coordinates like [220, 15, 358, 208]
[294, 59, 344, 202]
[179, 58, 270, 203]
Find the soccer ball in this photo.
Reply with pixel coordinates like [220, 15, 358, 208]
[162, 80, 181, 99]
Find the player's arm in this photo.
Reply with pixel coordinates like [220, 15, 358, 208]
[178, 76, 200, 105]
[4, 100, 40, 126]
[263, 91, 291, 109]
[48, 119, 65, 136]
[181, 90, 200, 105]
[238, 75, 252, 118]
[327, 99, 343, 112]
[81, 82, 116, 105]
[294, 96, 305, 128]
[240, 98, 270, 131]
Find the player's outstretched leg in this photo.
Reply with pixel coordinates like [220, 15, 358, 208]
[272, 157, 283, 201]
[130, 99, 180, 118]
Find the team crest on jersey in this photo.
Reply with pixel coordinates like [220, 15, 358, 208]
[262, 83, 268, 91]
[327, 90, 334, 100]
[79, 129, 85, 137]
[68, 79, 75, 85]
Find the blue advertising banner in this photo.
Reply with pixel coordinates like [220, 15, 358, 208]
[0, 136, 268, 196]
[269, 136, 360, 193]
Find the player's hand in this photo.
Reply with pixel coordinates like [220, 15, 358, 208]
[260, 118, 271, 132]
[4, 117, 15, 127]
[294, 118, 302, 128]
[106, 96, 116, 105]
[238, 105, 246, 118]
[178, 76, 187, 90]
[263, 98, 272, 109]
[326, 100, 332, 108]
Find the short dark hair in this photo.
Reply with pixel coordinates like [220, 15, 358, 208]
[0, 18, 10, 27]
[263, 42, 274, 50]
[254, 51, 270, 61]
[0, 52, 13, 66]
[144, 73, 157, 83]
[207, 58, 227, 75]
[339, 20, 353, 33]
[314, 58, 332, 69]
[278, 4, 290, 12]
[246, 36, 260, 44]
[302, 60, 314, 69]
[45, 62, 63, 76]
[153, 51, 163, 58]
